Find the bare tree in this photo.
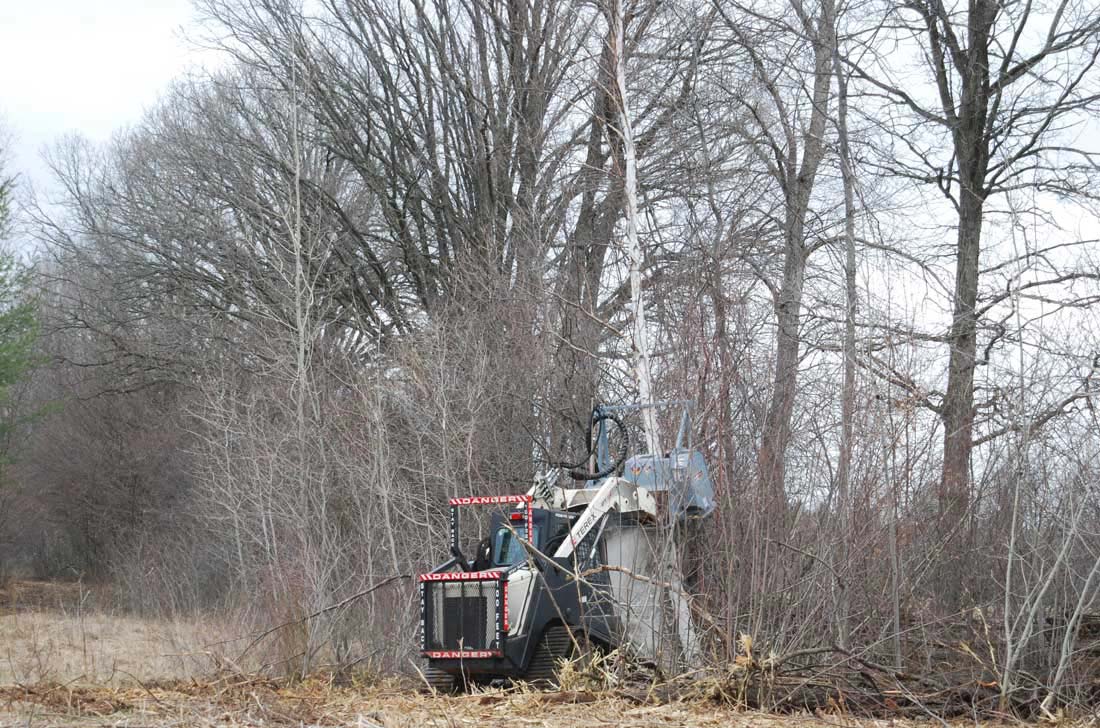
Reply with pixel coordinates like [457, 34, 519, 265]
[713, 0, 839, 514]
[850, 0, 1100, 592]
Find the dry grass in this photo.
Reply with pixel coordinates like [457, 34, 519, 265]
[0, 581, 243, 686]
[0, 609, 232, 686]
[0, 678, 1028, 728]
[0, 581, 86, 612]
[0, 583, 1082, 727]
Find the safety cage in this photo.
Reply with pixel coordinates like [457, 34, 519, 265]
[419, 571, 508, 658]
[420, 494, 530, 659]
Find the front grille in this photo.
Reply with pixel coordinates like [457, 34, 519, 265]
[420, 574, 504, 656]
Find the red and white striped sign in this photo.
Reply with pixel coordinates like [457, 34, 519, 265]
[448, 494, 532, 506]
[423, 650, 500, 659]
[418, 571, 502, 582]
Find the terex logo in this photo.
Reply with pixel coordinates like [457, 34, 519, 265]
[576, 510, 600, 535]
[418, 571, 502, 582]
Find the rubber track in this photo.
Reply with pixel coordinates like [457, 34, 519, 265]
[524, 625, 576, 687]
[421, 665, 456, 693]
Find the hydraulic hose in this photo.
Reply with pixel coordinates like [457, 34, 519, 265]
[560, 409, 630, 481]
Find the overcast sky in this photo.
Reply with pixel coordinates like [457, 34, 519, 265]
[1, 1, 208, 197]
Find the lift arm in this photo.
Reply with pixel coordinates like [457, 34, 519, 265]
[552, 477, 655, 559]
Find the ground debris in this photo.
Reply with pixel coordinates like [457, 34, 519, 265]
[0, 678, 1041, 728]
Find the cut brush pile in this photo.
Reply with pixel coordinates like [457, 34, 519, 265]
[525, 634, 1079, 721]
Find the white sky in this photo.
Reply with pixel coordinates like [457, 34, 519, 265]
[0, 1, 207, 197]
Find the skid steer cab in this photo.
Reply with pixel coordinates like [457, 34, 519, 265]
[418, 493, 612, 690]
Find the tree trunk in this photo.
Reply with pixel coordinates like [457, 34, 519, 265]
[549, 41, 618, 443]
[936, 0, 993, 601]
[755, 0, 836, 518]
[833, 43, 856, 650]
[938, 188, 982, 602]
[758, 244, 807, 515]
[609, 0, 661, 456]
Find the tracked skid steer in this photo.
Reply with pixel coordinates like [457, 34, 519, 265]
[417, 403, 715, 690]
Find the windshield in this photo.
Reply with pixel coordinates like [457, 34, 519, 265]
[492, 524, 539, 567]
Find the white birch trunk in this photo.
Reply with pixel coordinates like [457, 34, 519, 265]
[607, 0, 695, 671]
[610, 0, 661, 456]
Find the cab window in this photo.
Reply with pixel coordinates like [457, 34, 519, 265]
[492, 524, 539, 566]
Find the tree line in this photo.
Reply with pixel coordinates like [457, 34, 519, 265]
[2, 0, 1100, 710]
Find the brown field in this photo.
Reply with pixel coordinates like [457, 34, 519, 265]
[0, 581, 1054, 727]
[0, 581, 239, 687]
